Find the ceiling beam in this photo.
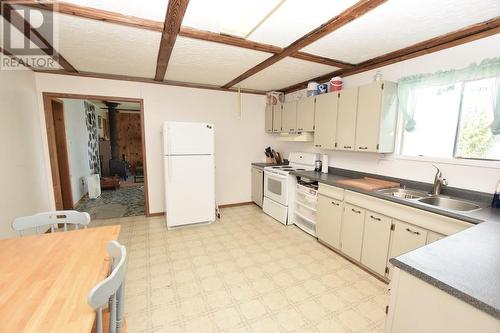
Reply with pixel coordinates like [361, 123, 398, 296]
[154, 0, 190, 81]
[22, 1, 353, 69]
[178, 27, 354, 69]
[33, 69, 266, 95]
[220, 0, 387, 89]
[1, 2, 77, 72]
[281, 17, 500, 93]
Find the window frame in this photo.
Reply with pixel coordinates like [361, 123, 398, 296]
[397, 77, 500, 167]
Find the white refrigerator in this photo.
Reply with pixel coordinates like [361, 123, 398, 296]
[163, 122, 215, 228]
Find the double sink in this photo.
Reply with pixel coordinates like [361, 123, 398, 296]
[377, 188, 481, 212]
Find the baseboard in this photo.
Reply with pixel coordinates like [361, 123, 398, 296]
[147, 212, 165, 217]
[219, 201, 254, 208]
[146, 202, 254, 217]
[73, 191, 89, 208]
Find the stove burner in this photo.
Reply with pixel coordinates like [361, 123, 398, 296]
[296, 168, 305, 170]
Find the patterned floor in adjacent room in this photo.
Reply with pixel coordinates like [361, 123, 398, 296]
[92, 205, 388, 333]
[76, 186, 145, 219]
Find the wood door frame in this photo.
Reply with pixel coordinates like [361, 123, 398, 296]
[51, 98, 74, 209]
[42, 92, 150, 216]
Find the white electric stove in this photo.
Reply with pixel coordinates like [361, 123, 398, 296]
[263, 152, 319, 224]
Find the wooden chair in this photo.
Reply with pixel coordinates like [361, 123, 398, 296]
[88, 240, 127, 333]
[12, 211, 91, 236]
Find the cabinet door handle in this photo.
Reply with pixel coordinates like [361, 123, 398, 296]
[359, 146, 368, 150]
[331, 201, 340, 206]
[315, 144, 322, 147]
[298, 128, 303, 131]
[405, 228, 421, 235]
[273, 129, 278, 132]
[351, 208, 361, 214]
[344, 145, 352, 149]
[370, 215, 381, 221]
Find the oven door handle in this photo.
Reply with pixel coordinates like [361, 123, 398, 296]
[264, 171, 288, 180]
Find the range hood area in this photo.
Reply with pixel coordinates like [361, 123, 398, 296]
[275, 132, 314, 142]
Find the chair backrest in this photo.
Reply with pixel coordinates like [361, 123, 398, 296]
[88, 241, 127, 333]
[12, 211, 91, 236]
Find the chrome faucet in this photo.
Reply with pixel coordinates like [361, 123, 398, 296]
[432, 165, 448, 195]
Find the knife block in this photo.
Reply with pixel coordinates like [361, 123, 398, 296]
[266, 157, 276, 164]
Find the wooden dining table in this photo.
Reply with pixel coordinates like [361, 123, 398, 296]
[0, 225, 120, 333]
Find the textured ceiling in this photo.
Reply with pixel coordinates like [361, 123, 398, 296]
[62, 0, 169, 22]
[302, 0, 500, 64]
[51, 14, 161, 77]
[239, 57, 338, 91]
[247, 0, 359, 47]
[165, 37, 272, 86]
[1, 1, 497, 91]
[182, 0, 281, 37]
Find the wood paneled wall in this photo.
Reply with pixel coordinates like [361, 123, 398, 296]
[117, 112, 143, 168]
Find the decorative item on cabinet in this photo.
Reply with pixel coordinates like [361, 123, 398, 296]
[266, 91, 284, 105]
[307, 82, 319, 97]
[329, 76, 343, 92]
[317, 84, 328, 94]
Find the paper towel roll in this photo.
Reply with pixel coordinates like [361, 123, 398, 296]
[321, 154, 329, 173]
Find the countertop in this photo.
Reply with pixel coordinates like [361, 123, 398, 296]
[290, 170, 500, 225]
[390, 222, 500, 319]
[290, 168, 500, 319]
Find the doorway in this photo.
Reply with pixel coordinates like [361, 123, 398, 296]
[43, 93, 150, 218]
[49, 99, 73, 210]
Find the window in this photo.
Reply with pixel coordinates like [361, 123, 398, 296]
[399, 59, 500, 161]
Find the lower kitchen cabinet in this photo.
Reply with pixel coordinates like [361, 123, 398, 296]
[361, 211, 392, 276]
[426, 231, 445, 244]
[341, 203, 366, 261]
[251, 167, 264, 207]
[389, 219, 428, 260]
[316, 194, 343, 249]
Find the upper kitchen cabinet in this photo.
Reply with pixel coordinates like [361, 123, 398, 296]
[314, 93, 338, 149]
[265, 105, 273, 133]
[282, 100, 297, 133]
[336, 87, 359, 151]
[272, 103, 282, 133]
[296, 96, 315, 132]
[355, 81, 398, 153]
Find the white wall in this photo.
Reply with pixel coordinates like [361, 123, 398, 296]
[33, 74, 275, 214]
[279, 34, 500, 194]
[62, 99, 92, 205]
[0, 71, 51, 239]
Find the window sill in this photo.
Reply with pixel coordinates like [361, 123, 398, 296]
[394, 155, 500, 169]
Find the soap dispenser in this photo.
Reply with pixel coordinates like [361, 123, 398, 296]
[492, 180, 500, 208]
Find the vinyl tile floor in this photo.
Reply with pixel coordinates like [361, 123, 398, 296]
[92, 205, 388, 333]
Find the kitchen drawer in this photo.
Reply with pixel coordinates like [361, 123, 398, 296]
[318, 183, 344, 201]
[296, 191, 317, 210]
[295, 202, 317, 222]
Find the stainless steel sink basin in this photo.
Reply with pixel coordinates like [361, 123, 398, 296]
[417, 196, 480, 212]
[377, 188, 430, 199]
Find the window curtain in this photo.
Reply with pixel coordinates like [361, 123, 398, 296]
[398, 57, 500, 133]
